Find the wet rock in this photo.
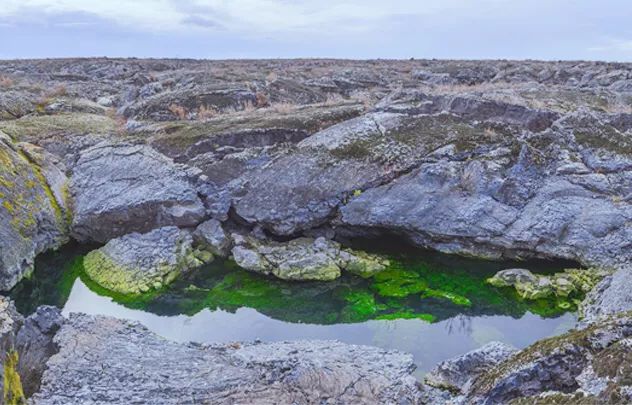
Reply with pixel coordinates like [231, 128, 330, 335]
[83, 226, 206, 295]
[231, 236, 389, 281]
[488, 268, 609, 301]
[70, 143, 206, 243]
[425, 341, 517, 394]
[32, 314, 422, 404]
[192, 219, 231, 257]
[0, 134, 69, 291]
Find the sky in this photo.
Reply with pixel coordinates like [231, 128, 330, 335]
[1, 0, 632, 61]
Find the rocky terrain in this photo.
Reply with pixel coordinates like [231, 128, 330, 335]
[0, 58, 631, 403]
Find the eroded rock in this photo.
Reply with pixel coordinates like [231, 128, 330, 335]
[70, 143, 206, 243]
[83, 226, 207, 295]
[231, 236, 389, 281]
[32, 314, 422, 404]
[0, 134, 69, 290]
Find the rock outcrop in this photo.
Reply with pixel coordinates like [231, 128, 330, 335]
[83, 226, 208, 295]
[0, 134, 69, 291]
[33, 313, 422, 404]
[70, 143, 206, 243]
[192, 218, 231, 257]
[425, 341, 517, 395]
[0, 297, 64, 402]
[464, 312, 632, 404]
[487, 267, 609, 301]
[231, 236, 389, 281]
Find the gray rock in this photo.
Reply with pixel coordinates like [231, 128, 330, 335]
[83, 226, 206, 295]
[231, 236, 388, 281]
[581, 268, 632, 323]
[465, 313, 632, 404]
[70, 143, 206, 243]
[192, 219, 231, 257]
[0, 298, 64, 401]
[32, 313, 422, 404]
[0, 135, 69, 291]
[15, 306, 64, 397]
[425, 341, 517, 394]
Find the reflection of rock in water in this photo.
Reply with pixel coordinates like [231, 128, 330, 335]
[444, 314, 472, 335]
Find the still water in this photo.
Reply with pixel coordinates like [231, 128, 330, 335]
[12, 243, 577, 377]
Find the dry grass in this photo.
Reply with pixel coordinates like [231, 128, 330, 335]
[47, 84, 68, 98]
[168, 104, 188, 120]
[0, 75, 14, 88]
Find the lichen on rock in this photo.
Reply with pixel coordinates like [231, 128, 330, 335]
[83, 226, 208, 295]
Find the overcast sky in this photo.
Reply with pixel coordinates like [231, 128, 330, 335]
[1, 0, 632, 61]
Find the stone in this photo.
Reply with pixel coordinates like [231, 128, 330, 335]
[231, 236, 388, 281]
[192, 219, 231, 257]
[0, 135, 69, 291]
[425, 341, 517, 394]
[32, 314, 423, 404]
[581, 269, 632, 323]
[70, 143, 206, 243]
[465, 313, 632, 404]
[488, 268, 610, 302]
[15, 306, 64, 397]
[83, 226, 205, 295]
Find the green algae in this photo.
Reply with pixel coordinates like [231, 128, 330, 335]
[371, 266, 428, 298]
[11, 243, 579, 325]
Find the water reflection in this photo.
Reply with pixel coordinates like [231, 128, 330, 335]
[63, 279, 576, 376]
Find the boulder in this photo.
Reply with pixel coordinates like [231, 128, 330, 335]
[581, 268, 632, 323]
[0, 135, 69, 290]
[0, 298, 64, 402]
[70, 143, 206, 243]
[15, 306, 64, 397]
[487, 268, 609, 301]
[192, 219, 231, 257]
[465, 313, 632, 404]
[32, 314, 423, 404]
[231, 236, 389, 281]
[83, 227, 207, 295]
[425, 341, 517, 394]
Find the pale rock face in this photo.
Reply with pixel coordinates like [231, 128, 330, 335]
[32, 314, 423, 404]
[69, 143, 206, 243]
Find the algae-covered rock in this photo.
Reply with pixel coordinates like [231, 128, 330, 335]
[487, 268, 609, 302]
[0, 134, 69, 290]
[339, 249, 390, 278]
[70, 143, 206, 243]
[83, 227, 206, 295]
[231, 236, 388, 281]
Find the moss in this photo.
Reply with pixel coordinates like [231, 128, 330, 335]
[329, 140, 373, 160]
[0, 113, 117, 140]
[83, 250, 177, 296]
[3, 350, 25, 405]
